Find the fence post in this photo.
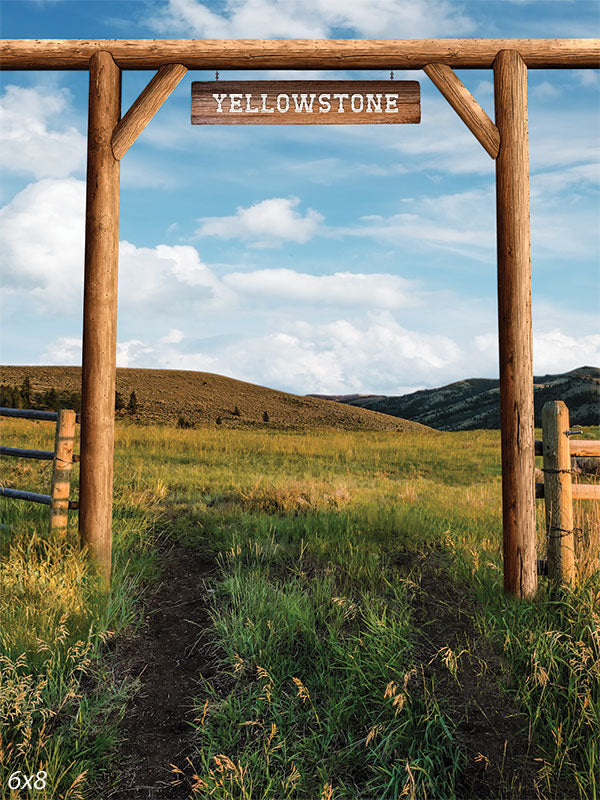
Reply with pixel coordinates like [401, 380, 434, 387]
[542, 400, 575, 585]
[49, 409, 76, 535]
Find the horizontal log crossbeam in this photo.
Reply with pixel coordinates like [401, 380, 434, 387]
[424, 63, 500, 158]
[0, 39, 598, 70]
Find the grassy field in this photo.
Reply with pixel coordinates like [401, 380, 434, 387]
[1, 420, 599, 799]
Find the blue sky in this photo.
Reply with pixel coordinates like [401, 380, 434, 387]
[1, 0, 599, 395]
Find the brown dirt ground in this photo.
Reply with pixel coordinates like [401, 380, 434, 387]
[104, 545, 215, 799]
[402, 552, 543, 800]
[103, 544, 557, 800]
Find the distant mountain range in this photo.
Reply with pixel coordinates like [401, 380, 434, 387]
[309, 367, 600, 431]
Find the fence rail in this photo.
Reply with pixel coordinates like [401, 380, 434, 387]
[537, 400, 599, 586]
[0, 407, 79, 533]
[0, 445, 80, 462]
[0, 487, 79, 510]
[0, 407, 81, 423]
[535, 438, 600, 458]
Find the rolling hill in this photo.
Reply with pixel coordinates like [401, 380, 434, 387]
[311, 367, 599, 431]
[0, 365, 428, 432]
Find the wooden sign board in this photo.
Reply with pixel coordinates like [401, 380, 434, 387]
[191, 81, 420, 125]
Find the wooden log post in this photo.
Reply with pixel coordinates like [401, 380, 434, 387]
[49, 409, 76, 535]
[79, 51, 121, 588]
[494, 50, 537, 599]
[542, 401, 576, 585]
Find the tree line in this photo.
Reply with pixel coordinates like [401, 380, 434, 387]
[1, 377, 139, 415]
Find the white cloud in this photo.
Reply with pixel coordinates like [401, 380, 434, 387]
[224, 268, 418, 309]
[116, 339, 155, 367]
[160, 328, 185, 344]
[118, 240, 233, 310]
[0, 178, 86, 308]
[573, 70, 599, 88]
[40, 336, 82, 366]
[41, 312, 462, 394]
[196, 196, 324, 246]
[347, 187, 496, 261]
[532, 80, 561, 99]
[533, 330, 600, 374]
[0, 85, 86, 179]
[476, 330, 600, 376]
[0, 179, 233, 312]
[148, 0, 476, 38]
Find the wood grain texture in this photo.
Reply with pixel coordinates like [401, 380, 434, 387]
[423, 63, 499, 157]
[536, 483, 600, 501]
[494, 50, 537, 599]
[572, 484, 600, 501]
[49, 409, 76, 536]
[570, 440, 600, 458]
[191, 81, 420, 124]
[79, 50, 121, 589]
[536, 439, 600, 457]
[1, 39, 598, 70]
[112, 63, 187, 159]
[542, 401, 576, 585]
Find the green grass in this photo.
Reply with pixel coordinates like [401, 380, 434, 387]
[1, 420, 598, 798]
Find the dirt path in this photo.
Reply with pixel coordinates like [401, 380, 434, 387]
[405, 553, 541, 799]
[106, 546, 215, 799]
[106, 544, 548, 799]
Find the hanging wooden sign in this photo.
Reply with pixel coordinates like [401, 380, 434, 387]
[191, 81, 420, 125]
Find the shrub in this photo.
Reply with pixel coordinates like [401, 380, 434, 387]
[127, 391, 138, 415]
[177, 416, 193, 429]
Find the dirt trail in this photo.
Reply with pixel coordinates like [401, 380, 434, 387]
[106, 546, 214, 799]
[106, 544, 548, 799]
[405, 553, 541, 799]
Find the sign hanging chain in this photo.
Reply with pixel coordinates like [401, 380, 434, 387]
[215, 70, 219, 81]
[390, 69, 394, 80]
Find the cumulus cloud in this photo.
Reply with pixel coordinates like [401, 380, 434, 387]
[196, 196, 324, 246]
[224, 268, 418, 309]
[40, 336, 82, 366]
[0, 178, 232, 311]
[476, 330, 600, 376]
[0, 85, 86, 178]
[147, 0, 476, 38]
[39, 312, 463, 394]
[0, 178, 423, 316]
[0, 178, 86, 307]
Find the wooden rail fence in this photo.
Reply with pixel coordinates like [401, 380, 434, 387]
[0, 407, 80, 534]
[535, 400, 600, 585]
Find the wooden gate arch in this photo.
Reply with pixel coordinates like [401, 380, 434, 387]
[1, 38, 598, 596]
